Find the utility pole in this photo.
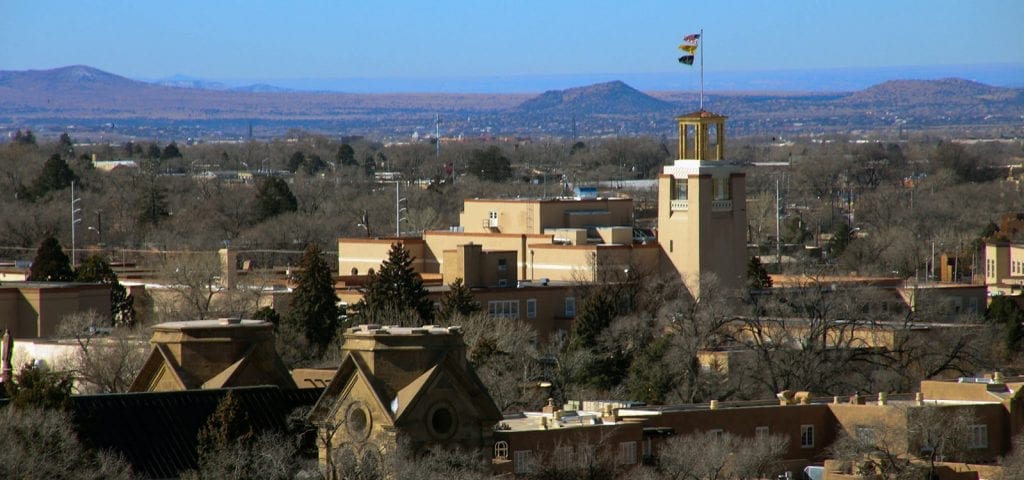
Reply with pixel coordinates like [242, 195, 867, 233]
[776, 177, 782, 267]
[71, 181, 82, 266]
[395, 182, 407, 237]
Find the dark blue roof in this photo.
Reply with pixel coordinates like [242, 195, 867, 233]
[69, 386, 322, 479]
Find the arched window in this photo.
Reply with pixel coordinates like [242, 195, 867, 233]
[494, 441, 509, 460]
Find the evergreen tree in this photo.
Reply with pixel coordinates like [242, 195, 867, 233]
[467, 146, 512, 182]
[27, 236, 74, 282]
[57, 132, 74, 157]
[363, 154, 376, 177]
[286, 243, 339, 353]
[570, 291, 618, 351]
[14, 129, 36, 146]
[828, 222, 853, 258]
[746, 256, 773, 291]
[5, 362, 73, 410]
[253, 177, 298, 222]
[356, 242, 434, 325]
[160, 142, 182, 160]
[336, 143, 357, 166]
[76, 255, 135, 327]
[30, 154, 78, 198]
[137, 180, 170, 226]
[286, 151, 305, 173]
[146, 143, 162, 160]
[196, 391, 254, 468]
[987, 296, 1024, 354]
[437, 278, 480, 322]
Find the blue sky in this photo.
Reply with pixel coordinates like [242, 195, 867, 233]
[1, 0, 1021, 91]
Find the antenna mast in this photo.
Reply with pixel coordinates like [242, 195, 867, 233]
[699, 28, 705, 110]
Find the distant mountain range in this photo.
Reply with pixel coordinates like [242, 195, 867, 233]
[0, 65, 1021, 140]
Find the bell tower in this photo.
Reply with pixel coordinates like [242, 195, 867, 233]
[658, 110, 746, 294]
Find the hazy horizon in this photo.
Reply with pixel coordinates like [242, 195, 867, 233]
[3, 0, 1021, 94]
[134, 63, 1024, 94]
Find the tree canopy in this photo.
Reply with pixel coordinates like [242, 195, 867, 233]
[355, 242, 433, 325]
[27, 236, 74, 282]
[30, 154, 78, 199]
[76, 254, 136, 327]
[467, 146, 512, 182]
[285, 243, 340, 353]
[254, 177, 298, 223]
[437, 278, 480, 322]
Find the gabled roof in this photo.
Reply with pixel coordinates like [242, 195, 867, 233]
[69, 386, 322, 479]
[129, 343, 194, 391]
[308, 352, 395, 425]
[392, 352, 503, 424]
[310, 348, 502, 428]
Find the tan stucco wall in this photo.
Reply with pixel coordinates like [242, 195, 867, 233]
[459, 198, 632, 235]
[338, 238, 427, 276]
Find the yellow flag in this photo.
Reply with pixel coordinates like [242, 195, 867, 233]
[678, 43, 698, 54]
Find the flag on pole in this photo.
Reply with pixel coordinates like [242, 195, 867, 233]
[678, 55, 695, 65]
[678, 43, 698, 54]
[684, 33, 700, 42]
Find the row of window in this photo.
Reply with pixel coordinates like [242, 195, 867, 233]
[498, 423, 991, 474]
[672, 178, 732, 201]
[486, 297, 575, 320]
[500, 442, 636, 474]
[987, 258, 996, 278]
[1013, 260, 1024, 276]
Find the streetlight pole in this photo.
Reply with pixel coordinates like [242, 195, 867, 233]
[71, 181, 82, 266]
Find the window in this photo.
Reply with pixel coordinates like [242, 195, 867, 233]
[526, 299, 537, 318]
[619, 442, 637, 465]
[713, 177, 731, 200]
[800, 425, 815, 448]
[513, 450, 532, 474]
[488, 300, 519, 319]
[674, 178, 688, 200]
[494, 441, 509, 460]
[856, 427, 875, 442]
[755, 426, 770, 438]
[565, 297, 576, 317]
[643, 438, 653, 458]
[498, 258, 508, 272]
[970, 424, 988, 449]
[498, 279, 508, 288]
[709, 429, 724, 439]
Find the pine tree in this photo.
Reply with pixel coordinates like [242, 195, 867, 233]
[336, 144, 357, 166]
[253, 177, 298, 222]
[6, 362, 73, 410]
[286, 243, 339, 353]
[356, 242, 434, 325]
[746, 256, 773, 291]
[196, 391, 254, 467]
[76, 255, 135, 327]
[27, 236, 74, 282]
[30, 154, 78, 198]
[437, 278, 480, 322]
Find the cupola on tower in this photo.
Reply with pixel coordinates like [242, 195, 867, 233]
[657, 110, 747, 294]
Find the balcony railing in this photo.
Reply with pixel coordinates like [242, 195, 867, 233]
[711, 199, 733, 211]
[670, 199, 689, 211]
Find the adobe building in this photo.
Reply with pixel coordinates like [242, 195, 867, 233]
[335, 111, 749, 335]
[129, 318, 296, 392]
[493, 375, 1023, 478]
[308, 324, 502, 474]
[658, 110, 747, 293]
[0, 281, 111, 338]
[985, 240, 1024, 297]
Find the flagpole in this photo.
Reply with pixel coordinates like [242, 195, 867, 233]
[699, 28, 704, 111]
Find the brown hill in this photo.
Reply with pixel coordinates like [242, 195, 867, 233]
[839, 78, 1022, 106]
[515, 80, 673, 115]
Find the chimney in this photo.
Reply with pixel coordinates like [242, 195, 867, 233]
[542, 398, 557, 414]
[709, 399, 719, 410]
[219, 248, 237, 290]
[915, 392, 924, 406]
[0, 329, 12, 385]
[877, 392, 888, 406]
